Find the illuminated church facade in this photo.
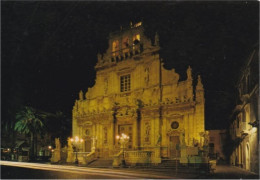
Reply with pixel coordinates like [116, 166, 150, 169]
[70, 22, 205, 164]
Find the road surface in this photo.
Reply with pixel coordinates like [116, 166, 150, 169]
[1, 161, 259, 179]
[1, 161, 185, 179]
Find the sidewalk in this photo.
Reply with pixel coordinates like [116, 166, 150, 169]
[206, 165, 259, 179]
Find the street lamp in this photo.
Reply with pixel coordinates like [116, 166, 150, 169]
[70, 136, 84, 165]
[116, 133, 129, 167]
[48, 145, 52, 157]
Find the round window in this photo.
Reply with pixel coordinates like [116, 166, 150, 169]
[171, 121, 179, 129]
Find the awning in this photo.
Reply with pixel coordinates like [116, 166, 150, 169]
[22, 147, 30, 151]
[15, 140, 29, 148]
[15, 141, 25, 148]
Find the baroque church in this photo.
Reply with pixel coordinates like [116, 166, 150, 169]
[69, 22, 206, 165]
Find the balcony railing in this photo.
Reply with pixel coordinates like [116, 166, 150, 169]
[111, 44, 143, 63]
[125, 150, 152, 164]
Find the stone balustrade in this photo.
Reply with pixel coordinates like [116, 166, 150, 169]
[83, 151, 96, 165]
[138, 146, 163, 164]
[112, 150, 123, 167]
[125, 150, 152, 165]
[69, 152, 90, 165]
[111, 44, 142, 63]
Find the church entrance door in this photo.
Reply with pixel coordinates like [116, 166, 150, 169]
[118, 125, 133, 150]
[85, 139, 91, 152]
[169, 136, 180, 159]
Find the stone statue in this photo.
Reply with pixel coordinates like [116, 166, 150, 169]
[181, 132, 186, 145]
[67, 137, 72, 150]
[197, 75, 203, 89]
[91, 136, 97, 151]
[97, 53, 102, 62]
[145, 67, 149, 85]
[51, 138, 61, 163]
[204, 131, 209, 146]
[156, 133, 162, 145]
[144, 122, 151, 143]
[79, 90, 83, 100]
[104, 78, 108, 94]
[154, 32, 159, 46]
[193, 138, 199, 147]
[66, 137, 74, 163]
[187, 66, 192, 80]
[55, 138, 61, 150]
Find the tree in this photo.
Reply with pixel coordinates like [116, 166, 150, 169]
[45, 111, 71, 147]
[14, 106, 45, 160]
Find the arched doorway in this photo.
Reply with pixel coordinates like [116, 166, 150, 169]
[85, 138, 91, 152]
[84, 128, 92, 152]
[169, 136, 180, 158]
[167, 128, 182, 159]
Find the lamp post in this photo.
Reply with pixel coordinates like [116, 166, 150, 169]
[70, 136, 84, 165]
[116, 133, 129, 167]
[48, 145, 52, 157]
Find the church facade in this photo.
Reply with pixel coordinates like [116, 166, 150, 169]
[71, 22, 205, 164]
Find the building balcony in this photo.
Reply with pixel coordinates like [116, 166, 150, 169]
[240, 122, 249, 137]
[111, 44, 143, 63]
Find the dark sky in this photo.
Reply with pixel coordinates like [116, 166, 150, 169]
[2, 1, 259, 130]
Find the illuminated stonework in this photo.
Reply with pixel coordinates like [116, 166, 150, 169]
[70, 22, 205, 164]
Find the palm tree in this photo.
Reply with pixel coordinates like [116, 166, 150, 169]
[14, 106, 45, 160]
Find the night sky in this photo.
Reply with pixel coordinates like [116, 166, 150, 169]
[2, 1, 259, 130]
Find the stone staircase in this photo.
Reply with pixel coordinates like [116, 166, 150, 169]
[153, 159, 192, 172]
[158, 159, 210, 174]
[160, 159, 181, 168]
[87, 158, 113, 168]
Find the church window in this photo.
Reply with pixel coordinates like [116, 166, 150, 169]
[171, 121, 179, 129]
[112, 40, 119, 56]
[134, 22, 142, 27]
[129, 133, 132, 142]
[120, 74, 131, 92]
[122, 37, 129, 54]
[133, 34, 140, 42]
[133, 34, 140, 45]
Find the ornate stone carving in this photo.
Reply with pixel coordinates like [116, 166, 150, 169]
[144, 67, 150, 86]
[104, 78, 108, 94]
[144, 121, 151, 144]
[166, 129, 183, 136]
[186, 66, 192, 80]
[79, 90, 83, 100]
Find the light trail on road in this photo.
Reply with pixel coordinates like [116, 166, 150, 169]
[0, 161, 172, 179]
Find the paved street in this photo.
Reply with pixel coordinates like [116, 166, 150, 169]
[0, 161, 189, 179]
[205, 164, 259, 179]
[1, 161, 259, 179]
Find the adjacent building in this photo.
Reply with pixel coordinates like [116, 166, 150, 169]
[208, 129, 226, 161]
[69, 22, 206, 164]
[229, 44, 259, 174]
